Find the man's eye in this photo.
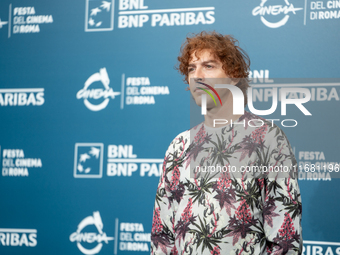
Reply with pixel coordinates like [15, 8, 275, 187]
[188, 68, 195, 72]
[206, 65, 213, 69]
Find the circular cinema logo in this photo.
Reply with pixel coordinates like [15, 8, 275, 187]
[77, 68, 120, 111]
[70, 211, 114, 255]
[252, 0, 303, 28]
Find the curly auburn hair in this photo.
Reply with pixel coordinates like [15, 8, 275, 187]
[177, 31, 251, 105]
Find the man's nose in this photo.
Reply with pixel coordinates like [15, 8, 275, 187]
[193, 67, 204, 83]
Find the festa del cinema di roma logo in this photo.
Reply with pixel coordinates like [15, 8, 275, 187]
[252, 0, 303, 28]
[77, 68, 120, 111]
[70, 211, 114, 255]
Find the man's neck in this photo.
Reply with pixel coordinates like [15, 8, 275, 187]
[203, 95, 243, 128]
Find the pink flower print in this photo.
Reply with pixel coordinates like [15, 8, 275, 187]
[217, 175, 231, 192]
[194, 125, 207, 144]
[181, 198, 193, 223]
[235, 198, 251, 223]
[152, 208, 163, 234]
[251, 125, 268, 144]
[258, 178, 264, 190]
[171, 245, 178, 255]
[211, 246, 221, 255]
[170, 166, 180, 191]
[279, 212, 295, 240]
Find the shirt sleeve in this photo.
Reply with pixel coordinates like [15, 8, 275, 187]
[151, 136, 184, 255]
[262, 127, 303, 254]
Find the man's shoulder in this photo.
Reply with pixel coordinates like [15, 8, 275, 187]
[241, 111, 285, 133]
[240, 111, 274, 127]
[165, 123, 205, 155]
[165, 129, 190, 154]
[240, 111, 292, 146]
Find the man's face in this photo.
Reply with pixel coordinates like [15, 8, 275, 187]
[188, 49, 235, 109]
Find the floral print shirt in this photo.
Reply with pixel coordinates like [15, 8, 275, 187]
[151, 112, 302, 255]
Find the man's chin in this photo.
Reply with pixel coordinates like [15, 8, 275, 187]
[192, 95, 215, 108]
[195, 100, 202, 107]
[191, 96, 201, 106]
[195, 100, 216, 110]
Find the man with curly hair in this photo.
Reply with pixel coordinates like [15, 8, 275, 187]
[151, 31, 302, 255]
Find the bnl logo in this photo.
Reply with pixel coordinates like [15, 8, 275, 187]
[85, 0, 114, 32]
[74, 143, 104, 178]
